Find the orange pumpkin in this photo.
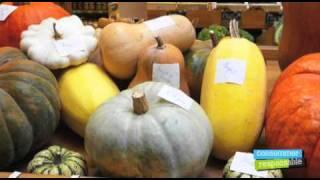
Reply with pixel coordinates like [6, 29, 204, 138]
[129, 37, 190, 95]
[0, 2, 69, 48]
[266, 53, 320, 178]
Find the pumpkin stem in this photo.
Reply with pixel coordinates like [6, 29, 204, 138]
[53, 23, 62, 40]
[155, 36, 165, 49]
[132, 91, 149, 115]
[229, 19, 240, 38]
[209, 30, 218, 47]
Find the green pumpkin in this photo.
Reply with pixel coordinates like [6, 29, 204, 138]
[0, 47, 60, 169]
[85, 82, 213, 178]
[27, 145, 87, 176]
[222, 156, 283, 178]
[0, 47, 28, 65]
[185, 33, 216, 101]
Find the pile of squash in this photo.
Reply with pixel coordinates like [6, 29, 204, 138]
[0, 1, 302, 178]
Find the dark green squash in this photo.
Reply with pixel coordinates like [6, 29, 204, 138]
[185, 32, 217, 101]
[0, 47, 60, 169]
[0, 47, 28, 65]
[0, 89, 33, 167]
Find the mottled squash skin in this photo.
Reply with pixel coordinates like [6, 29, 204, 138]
[0, 47, 28, 65]
[0, 48, 60, 169]
[266, 53, 320, 178]
[0, 89, 33, 167]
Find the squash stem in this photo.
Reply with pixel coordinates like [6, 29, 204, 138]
[53, 23, 62, 40]
[209, 31, 218, 47]
[229, 19, 240, 38]
[132, 91, 149, 115]
[155, 36, 165, 49]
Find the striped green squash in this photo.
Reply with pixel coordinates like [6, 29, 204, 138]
[27, 145, 87, 176]
[222, 156, 283, 178]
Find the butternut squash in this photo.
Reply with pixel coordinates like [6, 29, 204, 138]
[129, 36, 189, 95]
[100, 15, 196, 79]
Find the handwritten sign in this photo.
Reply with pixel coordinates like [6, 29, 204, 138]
[144, 16, 176, 32]
[215, 59, 247, 85]
[0, 5, 17, 21]
[158, 85, 193, 110]
[153, 63, 180, 89]
[230, 152, 269, 178]
[54, 36, 86, 56]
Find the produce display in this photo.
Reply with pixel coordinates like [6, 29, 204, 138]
[85, 82, 213, 177]
[100, 14, 196, 79]
[0, 2, 69, 48]
[201, 20, 267, 160]
[266, 53, 320, 178]
[20, 15, 98, 69]
[0, 2, 316, 178]
[59, 63, 119, 137]
[129, 36, 190, 95]
[27, 145, 87, 176]
[0, 48, 60, 168]
[222, 156, 283, 178]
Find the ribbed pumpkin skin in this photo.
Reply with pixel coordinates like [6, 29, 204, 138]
[85, 82, 213, 178]
[0, 51, 60, 168]
[0, 47, 28, 65]
[0, 2, 70, 48]
[201, 37, 267, 160]
[0, 89, 33, 167]
[266, 53, 320, 178]
[27, 146, 87, 176]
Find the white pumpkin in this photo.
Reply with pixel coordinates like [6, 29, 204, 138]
[20, 15, 97, 69]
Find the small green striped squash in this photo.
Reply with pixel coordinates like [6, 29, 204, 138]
[27, 145, 87, 176]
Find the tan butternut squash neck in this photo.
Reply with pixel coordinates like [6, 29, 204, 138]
[132, 91, 149, 114]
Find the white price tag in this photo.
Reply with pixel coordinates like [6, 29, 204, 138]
[153, 63, 180, 89]
[158, 85, 193, 110]
[71, 175, 81, 178]
[211, 2, 217, 10]
[230, 152, 269, 178]
[0, 5, 17, 21]
[144, 16, 176, 32]
[215, 59, 247, 85]
[8, 171, 22, 178]
[54, 37, 86, 56]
